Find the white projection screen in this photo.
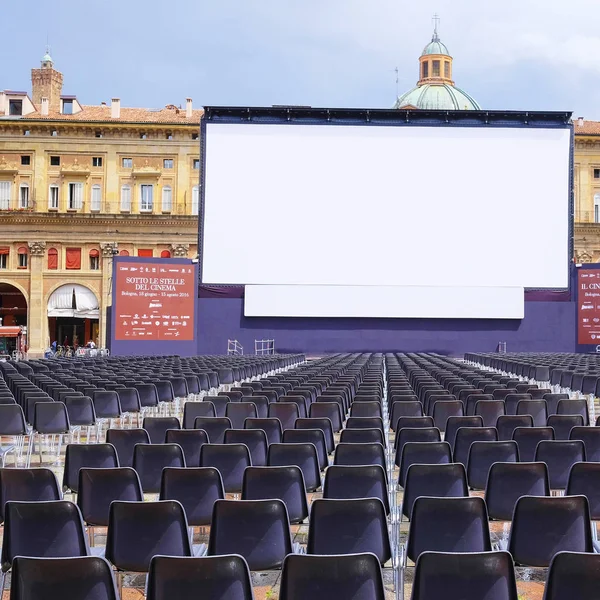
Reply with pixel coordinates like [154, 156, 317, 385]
[200, 114, 572, 318]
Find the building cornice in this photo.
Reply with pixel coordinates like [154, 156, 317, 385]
[0, 213, 199, 227]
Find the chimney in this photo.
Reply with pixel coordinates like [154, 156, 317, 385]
[578, 116, 584, 127]
[186, 98, 193, 118]
[111, 98, 120, 119]
[40, 97, 49, 116]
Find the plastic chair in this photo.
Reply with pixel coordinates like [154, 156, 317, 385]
[106, 428, 149, 468]
[133, 443, 186, 494]
[224, 429, 268, 467]
[401, 463, 468, 521]
[245, 417, 283, 446]
[496, 415, 533, 441]
[453, 427, 497, 466]
[193, 417, 232, 444]
[146, 554, 254, 600]
[283, 429, 328, 471]
[542, 551, 600, 600]
[334, 442, 387, 475]
[269, 403, 299, 431]
[280, 396, 308, 419]
[411, 551, 518, 600]
[63, 443, 119, 494]
[570, 426, 600, 462]
[441, 416, 482, 453]
[474, 401, 505, 428]
[432, 401, 464, 432]
[557, 399, 590, 426]
[512, 426, 554, 462]
[1, 500, 90, 590]
[143, 417, 181, 445]
[33, 402, 70, 465]
[405, 496, 491, 566]
[508, 495, 593, 566]
[516, 400, 548, 428]
[10, 556, 119, 600]
[116, 388, 142, 427]
[279, 553, 385, 600]
[159, 467, 224, 527]
[547, 414, 584, 440]
[399, 441, 452, 488]
[226, 403, 258, 430]
[0, 468, 61, 523]
[77, 467, 143, 529]
[0, 404, 31, 467]
[390, 402, 423, 431]
[183, 402, 216, 428]
[466, 441, 519, 490]
[544, 393, 570, 416]
[200, 444, 251, 494]
[165, 429, 208, 467]
[346, 417, 385, 435]
[309, 403, 342, 432]
[323, 465, 390, 515]
[105, 500, 192, 587]
[307, 498, 391, 565]
[350, 402, 383, 419]
[340, 428, 385, 445]
[485, 462, 550, 521]
[64, 396, 96, 442]
[268, 443, 321, 492]
[207, 499, 293, 570]
[205, 396, 230, 418]
[242, 465, 309, 524]
[394, 427, 441, 467]
[295, 418, 335, 454]
[534, 440, 586, 490]
[566, 462, 600, 520]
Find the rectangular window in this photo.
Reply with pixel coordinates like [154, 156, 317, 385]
[92, 157, 103, 167]
[50, 156, 60, 166]
[18, 252, 27, 269]
[140, 184, 153, 212]
[68, 182, 83, 210]
[62, 99, 73, 114]
[192, 186, 199, 215]
[122, 158, 133, 168]
[0, 254, 7, 269]
[90, 185, 102, 211]
[21, 156, 30, 166]
[432, 60, 440, 77]
[8, 100, 22, 116]
[594, 169, 600, 179]
[120, 185, 132, 211]
[162, 186, 172, 212]
[90, 255, 99, 270]
[192, 159, 200, 170]
[163, 159, 174, 169]
[19, 185, 29, 209]
[65, 248, 81, 270]
[137, 249, 153, 257]
[49, 185, 59, 210]
[0, 182, 11, 210]
[422, 62, 429, 78]
[444, 61, 450, 78]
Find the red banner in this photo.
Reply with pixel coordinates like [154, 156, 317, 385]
[578, 268, 600, 345]
[114, 261, 195, 341]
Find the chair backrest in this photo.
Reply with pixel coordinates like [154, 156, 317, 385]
[544, 393, 569, 416]
[512, 426, 555, 462]
[543, 551, 600, 600]
[279, 553, 385, 600]
[143, 417, 181, 444]
[535, 440, 586, 490]
[224, 428, 268, 467]
[193, 417, 232, 444]
[63, 443, 119, 493]
[244, 417, 283, 446]
[474, 400, 505, 427]
[165, 429, 208, 467]
[200, 444, 251, 494]
[10, 556, 119, 600]
[496, 415, 533, 441]
[204, 396, 229, 418]
[508, 495, 593, 567]
[0, 404, 27, 436]
[226, 402, 258, 430]
[308, 403, 342, 432]
[557, 399, 589, 426]
[268, 403, 299, 431]
[399, 441, 452, 488]
[282, 429, 327, 471]
[159, 467, 224, 527]
[242, 465, 308, 524]
[91, 390, 121, 419]
[0, 468, 61, 523]
[402, 463, 468, 520]
[333, 442, 386, 475]
[394, 427, 441, 467]
[466, 441, 519, 490]
[453, 427, 497, 466]
[106, 500, 191, 573]
[485, 462, 550, 521]
[184, 401, 216, 426]
[2, 500, 90, 571]
[146, 554, 254, 600]
[350, 401, 382, 419]
[33, 401, 70, 434]
[516, 400, 548, 428]
[268, 443, 321, 492]
[406, 496, 491, 563]
[441, 416, 482, 452]
[307, 498, 391, 565]
[411, 551, 518, 600]
[106, 428, 150, 468]
[207, 499, 293, 570]
[295, 418, 335, 454]
[64, 396, 96, 427]
[133, 443, 186, 494]
[390, 402, 423, 430]
[77, 467, 143, 527]
[323, 465, 390, 515]
[339, 428, 385, 445]
[431, 401, 464, 432]
[570, 426, 600, 462]
[547, 415, 585, 441]
[116, 388, 141, 414]
[566, 461, 600, 520]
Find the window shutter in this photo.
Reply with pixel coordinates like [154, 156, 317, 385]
[192, 186, 199, 215]
[48, 248, 58, 270]
[0, 182, 11, 210]
[66, 248, 82, 269]
[137, 249, 153, 257]
[121, 185, 131, 211]
[162, 186, 172, 212]
[91, 185, 101, 211]
[74, 183, 83, 209]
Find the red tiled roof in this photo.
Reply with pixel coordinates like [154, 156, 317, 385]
[20, 104, 203, 125]
[574, 120, 600, 135]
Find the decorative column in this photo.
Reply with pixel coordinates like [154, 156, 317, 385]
[100, 243, 118, 348]
[27, 241, 46, 357]
[170, 243, 190, 257]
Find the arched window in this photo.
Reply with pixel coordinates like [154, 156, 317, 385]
[48, 247, 58, 270]
[90, 184, 101, 211]
[17, 246, 28, 269]
[192, 185, 199, 215]
[595, 193, 600, 223]
[19, 183, 29, 209]
[160, 250, 171, 258]
[120, 185, 131, 212]
[162, 185, 172, 212]
[119, 249, 130, 257]
[89, 249, 100, 270]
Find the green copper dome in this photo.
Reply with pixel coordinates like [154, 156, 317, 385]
[421, 35, 450, 57]
[394, 83, 481, 111]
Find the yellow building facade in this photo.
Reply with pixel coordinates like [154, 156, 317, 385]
[0, 53, 200, 356]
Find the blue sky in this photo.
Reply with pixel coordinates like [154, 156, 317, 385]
[3, 0, 600, 118]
